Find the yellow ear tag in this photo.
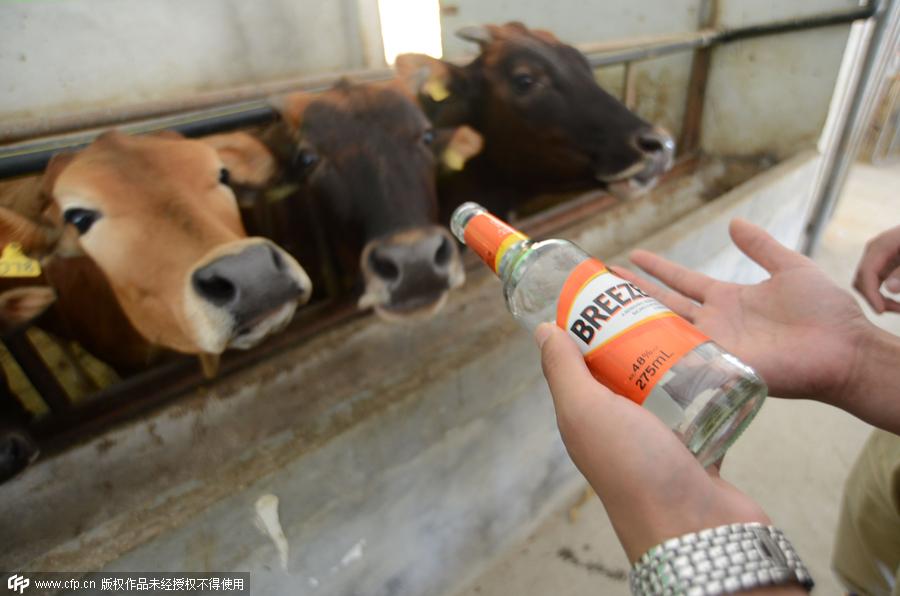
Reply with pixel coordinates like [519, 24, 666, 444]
[442, 147, 466, 171]
[423, 78, 450, 102]
[0, 243, 41, 278]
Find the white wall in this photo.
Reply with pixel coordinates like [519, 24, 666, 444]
[701, 0, 859, 158]
[439, 0, 703, 57]
[0, 0, 377, 123]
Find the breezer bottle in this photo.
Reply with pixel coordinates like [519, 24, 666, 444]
[451, 202, 767, 466]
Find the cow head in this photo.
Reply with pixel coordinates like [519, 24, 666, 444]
[10, 130, 312, 356]
[272, 81, 477, 321]
[396, 22, 675, 198]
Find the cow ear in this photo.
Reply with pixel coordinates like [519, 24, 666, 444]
[0, 206, 57, 256]
[200, 132, 278, 188]
[440, 126, 483, 171]
[395, 53, 467, 105]
[0, 286, 56, 334]
[40, 152, 76, 199]
[269, 92, 315, 132]
[455, 25, 495, 48]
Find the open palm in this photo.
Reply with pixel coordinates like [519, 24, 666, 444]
[613, 219, 871, 404]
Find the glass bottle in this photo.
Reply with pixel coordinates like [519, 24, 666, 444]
[451, 202, 766, 466]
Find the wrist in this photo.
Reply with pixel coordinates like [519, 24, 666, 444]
[838, 324, 900, 433]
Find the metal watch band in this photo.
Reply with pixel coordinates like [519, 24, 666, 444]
[629, 522, 814, 596]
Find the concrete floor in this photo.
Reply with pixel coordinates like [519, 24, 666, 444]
[452, 161, 900, 596]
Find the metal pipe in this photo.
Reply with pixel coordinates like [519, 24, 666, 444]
[803, 0, 900, 255]
[0, 3, 877, 179]
[0, 67, 396, 145]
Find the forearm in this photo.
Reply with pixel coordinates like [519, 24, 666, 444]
[839, 325, 900, 433]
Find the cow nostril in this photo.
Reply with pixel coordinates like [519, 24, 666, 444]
[369, 250, 400, 282]
[193, 273, 237, 306]
[637, 134, 664, 154]
[635, 129, 675, 158]
[270, 247, 285, 272]
[434, 236, 452, 268]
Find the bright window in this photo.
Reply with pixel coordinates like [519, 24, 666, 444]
[377, 0, 443, 65]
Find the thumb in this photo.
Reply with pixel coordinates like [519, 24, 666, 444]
[535, 323, 615, 414]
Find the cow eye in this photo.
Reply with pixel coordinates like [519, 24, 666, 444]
[218, 167, 230, 186]
[63, 208, 101, 235]
[512, 73, 535, 94]
[421, 129, 435, 146]
[291, 148, 320, 179]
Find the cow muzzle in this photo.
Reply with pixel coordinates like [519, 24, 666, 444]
[358, 226, 465, 321]
[187, 239, 312, 352]
[598, 127, 675, 200]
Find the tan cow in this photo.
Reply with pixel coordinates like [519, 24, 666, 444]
[0, 129, 312, 372]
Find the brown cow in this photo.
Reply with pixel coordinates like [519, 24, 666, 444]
[249, 80, 481, 321]
[0, 130, 312, 370]
[396, 22, 676, 216]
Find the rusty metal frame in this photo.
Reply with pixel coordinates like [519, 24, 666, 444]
[0, 2, 878, 451]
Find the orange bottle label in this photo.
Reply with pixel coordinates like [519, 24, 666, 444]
[556, 259, 708, 404]
[463, 212, 528, 273]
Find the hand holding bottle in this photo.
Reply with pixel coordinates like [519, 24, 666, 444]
[614, 219, 900, 433]
[535, 322, 772, 563]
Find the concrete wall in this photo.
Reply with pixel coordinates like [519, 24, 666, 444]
[0, 0, 380, 123]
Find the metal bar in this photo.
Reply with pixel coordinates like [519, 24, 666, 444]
[623, 62, 638, 110]
[678, 49, 713, 156]
[32, 298, 363, 445]
[2, 332, 71, 413]
[804, 0, 900, 254]
[0, 68, 395, 145]
[677, 0, 718, 156]
[0, 3, 876, 179]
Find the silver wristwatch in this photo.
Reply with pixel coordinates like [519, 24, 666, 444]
[629, 522, 814, 595]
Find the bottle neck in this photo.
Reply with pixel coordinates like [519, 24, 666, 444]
[496, 238, 534, 286]
[459, 209, 530, 275]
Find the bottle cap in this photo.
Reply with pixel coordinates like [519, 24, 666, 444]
[452, 203, 528, 274]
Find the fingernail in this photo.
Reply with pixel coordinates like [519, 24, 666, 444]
[534, 323, 554, 348]
[886, 277, 900, 293]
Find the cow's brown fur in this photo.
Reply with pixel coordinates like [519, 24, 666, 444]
[0, 130, 309, 372]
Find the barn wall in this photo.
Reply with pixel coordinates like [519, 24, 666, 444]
[0, 0, 381, 124]
[700, 0, 858, 158]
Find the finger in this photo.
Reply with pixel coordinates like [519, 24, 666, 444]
[728, 218, 807, 274]
[535, 323, 617, 414]
[855, 249, 899, 313]
[628, 249, 714, 302]
[883, 296, 900, 313]
[879, 263, 900, 312]
[884, 267, 900, 294]
[610, 264, 699, 321]
[854, 272, 885, 313]
[854, 266, 886, 313]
